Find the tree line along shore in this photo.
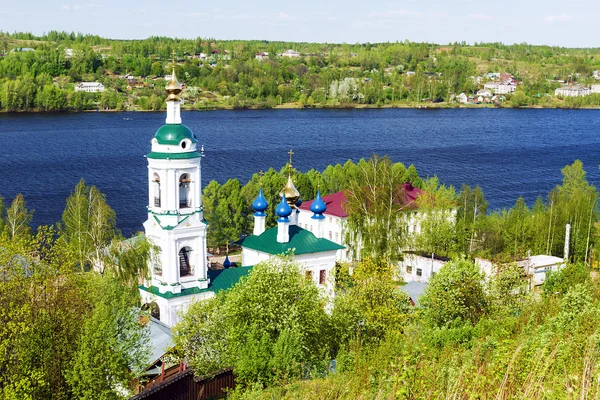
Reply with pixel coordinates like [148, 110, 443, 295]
[1, 31, 600, 112]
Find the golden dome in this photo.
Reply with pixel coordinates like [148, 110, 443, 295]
[165, 67, 182, 100]
[280, 174, 301, 208]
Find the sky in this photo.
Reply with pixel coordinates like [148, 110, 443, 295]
[1, 0, 598, 47]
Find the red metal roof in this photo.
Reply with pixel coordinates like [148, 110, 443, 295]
[299, 183, 423, 218]
[299, 191, 349, 218]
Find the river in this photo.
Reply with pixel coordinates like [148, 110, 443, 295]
[0, 108, 598, 235]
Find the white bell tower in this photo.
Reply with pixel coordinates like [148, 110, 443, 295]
[140, 59, 211, 327]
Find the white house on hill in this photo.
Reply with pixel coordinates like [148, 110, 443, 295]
[75, 82, 105, 93]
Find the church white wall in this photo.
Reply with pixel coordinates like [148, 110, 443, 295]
[297, 209, 348, 262]
[141, 289, 214, 327]
[147, 158, 203, 216]
[241, 248, 338, 298]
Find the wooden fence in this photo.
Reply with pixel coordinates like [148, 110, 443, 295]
[131, 367, 235, 400]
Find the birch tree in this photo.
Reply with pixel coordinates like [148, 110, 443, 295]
[5, 194, 33, 240]
[344, 155, 414, 263]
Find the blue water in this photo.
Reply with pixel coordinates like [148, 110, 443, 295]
[0, 109, 599, 236]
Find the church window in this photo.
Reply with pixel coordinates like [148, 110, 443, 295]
[181, 141, 187, 149]
[406, 265, 413, 274]
[306, 270, 313, 280]
[329, 231, 332, 240]
[179, 173, 192, 208]
[416, 268, 422, 277]
[319, 270, 326, 285]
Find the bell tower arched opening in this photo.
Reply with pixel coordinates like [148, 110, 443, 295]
[153, 173, 161, 207]
[179, 246, 193, 277]
[179, 173, 191, 208]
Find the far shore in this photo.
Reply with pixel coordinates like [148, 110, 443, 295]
[2, 102, 600, 113]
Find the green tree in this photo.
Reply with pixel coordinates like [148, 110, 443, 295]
[5, 194, 33, 240]
[344, 155, 413, 263]
[421, 259, 487, 327]
[174, 256, 330, 386]
[60, 179, 117, 271]
[331, 259, 411, 348]
[65, 275, 149, 400]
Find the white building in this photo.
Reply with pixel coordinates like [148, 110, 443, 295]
[399, 252, 450, 283]
[475, 255, 564, 287]
[477, 89, 492, 97]
[484, 81, 517, 94]
[75, 82, 105, 93]
[555, 85, 591, 97]
[278, 49, 301, 58]
[139, 66, 253, 327]
[522, 255, 565, 287]
[239, 174, 344, 298]
[591, 84, 600, 94]
[255, 52, 269, 61]
[456, 93, 468, 104]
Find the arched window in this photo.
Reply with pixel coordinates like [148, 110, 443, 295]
[179, 173, 191, 208]
[179, 246, 193, 277]
[142, 302, 160, 320]
[153, 173, 161, 207]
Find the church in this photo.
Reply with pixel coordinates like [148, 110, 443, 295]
[139, 67, 343, 327]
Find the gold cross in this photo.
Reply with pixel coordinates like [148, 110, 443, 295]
[171, 50, 176, 66]
[258, 169, 264, 187]
[288, 149, 294, 169]
[317, 172, 321, 189]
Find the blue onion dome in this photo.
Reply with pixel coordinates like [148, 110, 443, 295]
[223, 255, 231, 268]
[295, 198, 303, 208]
[252, 188, 268, 216]
[275, 196, 292, 221]
[310, 190, 327, 220]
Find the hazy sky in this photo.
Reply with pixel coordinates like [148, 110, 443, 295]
[1, 0, 598, 47]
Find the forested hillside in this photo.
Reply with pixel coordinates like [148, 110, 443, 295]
[1, 31, 600, 111]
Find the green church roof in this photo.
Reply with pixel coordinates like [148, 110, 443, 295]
[147, 151, 201, 160]
[154, 124, 197, 146]
[139, 266, 253, 299]
[237, 225, 345, 256]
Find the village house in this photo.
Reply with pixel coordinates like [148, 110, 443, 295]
[484, 81, 517, 94]
[456, 93, 468, 103]
[477, 89, 492, 98]
[591, 84, 600, 94]
[278, 49, 301, 58]
[75, 82, 105, 93]
[555, 85, 591, 97]
[210, 49, 231, 61]
[255, 52, 269, 61]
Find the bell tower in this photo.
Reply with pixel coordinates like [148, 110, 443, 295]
[141, 56, 210, 326]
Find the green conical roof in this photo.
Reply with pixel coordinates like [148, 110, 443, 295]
[154, 124, 197, 146]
